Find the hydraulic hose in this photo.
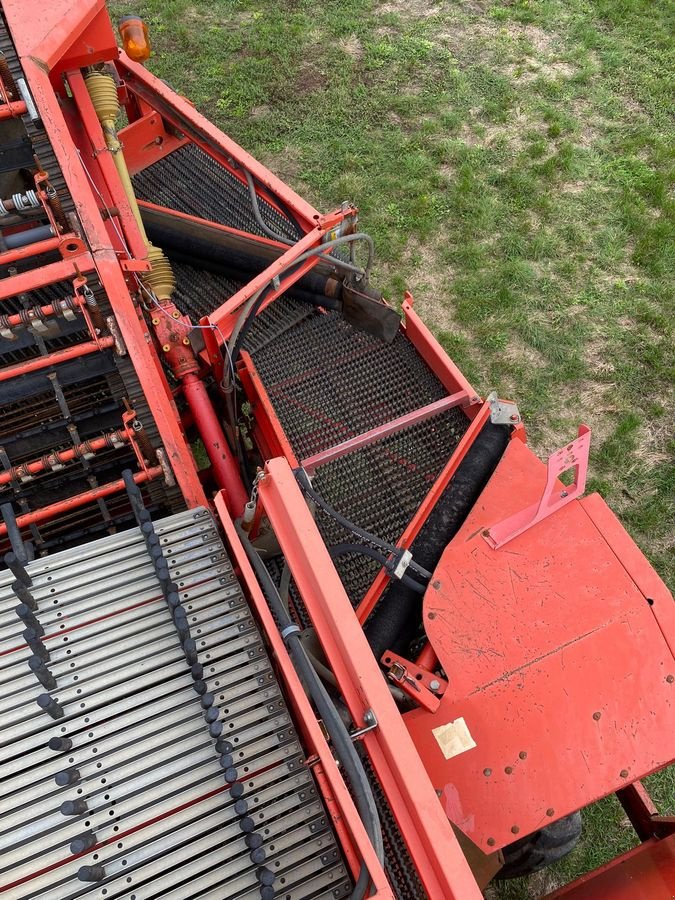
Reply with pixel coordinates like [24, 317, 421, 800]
[328, 543, 427, 595]
[228, 233, 376, 367]
[234, 520, 384, 898]
[296, 469, 432, 581]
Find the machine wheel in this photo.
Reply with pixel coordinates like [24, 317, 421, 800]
[497, 813, 583, 879]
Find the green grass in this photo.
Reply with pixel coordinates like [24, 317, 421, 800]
[110, 0, 674, 894]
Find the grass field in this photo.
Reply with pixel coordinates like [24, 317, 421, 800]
[110, 0, 674, 895]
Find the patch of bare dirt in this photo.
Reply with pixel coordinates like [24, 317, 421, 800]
[294, 64, 326, 96]
[507, 57, 575, 83]
[502, 336, 547, 369]
[339, 35, 364, 61]
[378, 0, 443, 17]
[401, 240, 474, 338]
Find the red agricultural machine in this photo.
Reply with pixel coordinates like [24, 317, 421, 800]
[0, 3, 673, 898]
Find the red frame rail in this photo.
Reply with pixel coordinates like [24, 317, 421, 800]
[256, 457, 483, 900]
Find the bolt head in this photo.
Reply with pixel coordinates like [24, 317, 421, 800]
[487, 837, 496, 847]
[593, 711, 602, 720]
[511, 825, 520, 834]
[429, 679, 441, 691]
[620, 769, 629, 778]
[667, 675, 674, 684]
[162, 344, 170, 352]
[546, 807, 555, 817]
[428, 611, 436, 620]
[505, 766, 513, 775]
[483, 768, 492, 777]
[519, 750, 527, 760]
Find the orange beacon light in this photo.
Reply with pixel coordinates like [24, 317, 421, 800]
[118, 16, 151, 63]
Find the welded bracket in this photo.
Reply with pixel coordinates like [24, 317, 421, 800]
[484, 424, 591, 549]
[487, 391, 521, 425]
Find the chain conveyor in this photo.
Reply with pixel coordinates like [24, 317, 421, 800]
[0, 505, 351, 900]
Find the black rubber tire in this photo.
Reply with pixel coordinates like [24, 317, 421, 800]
[497, 812, 583, 879]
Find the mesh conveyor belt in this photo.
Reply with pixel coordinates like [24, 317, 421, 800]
[0, 507, 351, 899]
[246, 304, 450, 461]
[133, 144, 299, 242]
[310, 410, 468, 603]
[244, 298, 470, 605]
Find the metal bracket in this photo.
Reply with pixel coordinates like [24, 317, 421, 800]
[391, 549, 413, 580]
[487, 390, 521, 425]
[484, 424, 591, 549]
[350, 709, 378, 741]
[382, 650, 446, 713]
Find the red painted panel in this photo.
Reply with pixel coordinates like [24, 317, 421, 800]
[548, 835, 675, 899]
[404, 438, 675, 851]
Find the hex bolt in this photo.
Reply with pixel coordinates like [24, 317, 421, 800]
[61, 799, 88, 816]
[429, 679, 440, 691]
[37, 693, 64, 719]
[12, 579, 36, 609]
[48, 736, 72, 752]
[487, 837, 496, 847]
[70, 830, 97, 854]
[204, 707, 219, 725]
[78, 865, 105, 882]
[4, 551, 31, 586]
[257, 867, 275, 886]
[28, 658, 56, 690]
[55, 768, 80, 787]
[546, 808, 555, 817]
[15, 603, 40, 629]
[209, 721, 223, 739]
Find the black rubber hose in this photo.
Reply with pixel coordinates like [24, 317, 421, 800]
[328, 543, 427, 595]
[234, 521, 384, 898]
[364, 422, 510, 661]
[296, 470, 432, 581]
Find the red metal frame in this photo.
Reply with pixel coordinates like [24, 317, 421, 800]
[0, 335, 114, 382]
[302, 390, 471, 472]
[116, 52, 321, 230]
[257, 457, 483, 900]
[3, 2, 673, 895]
[356, 398, 489, 623]
[0, 466, 163, 538]
[214, 492, 393, 898]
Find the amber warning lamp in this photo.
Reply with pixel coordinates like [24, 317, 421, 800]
[118, 15, 151, 63]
